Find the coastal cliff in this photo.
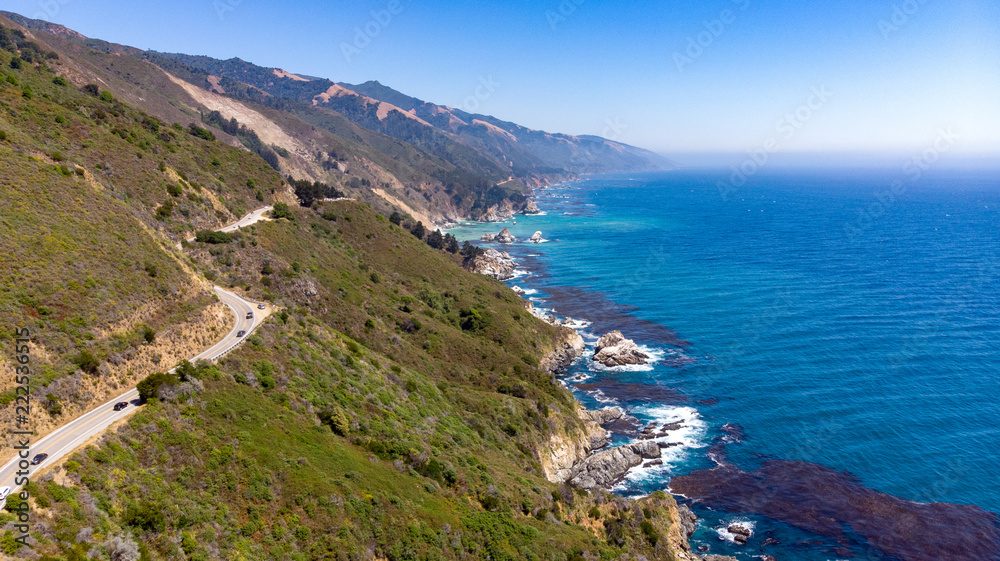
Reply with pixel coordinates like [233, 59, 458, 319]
[534, 327, 731, 561]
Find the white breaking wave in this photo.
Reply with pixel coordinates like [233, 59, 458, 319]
[612, 405, 709, 497]
[715, 519, 755, 544]
[586, 344, 670, 373]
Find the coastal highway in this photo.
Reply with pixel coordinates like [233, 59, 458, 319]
[186, 205, 272, 242]
[0, 286, 266, 496]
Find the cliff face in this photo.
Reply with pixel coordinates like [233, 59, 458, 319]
[533, 327, 731, 561]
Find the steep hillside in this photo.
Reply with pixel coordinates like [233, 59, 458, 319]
[0, 23, 285, 448]
[0, 17, 695, 561]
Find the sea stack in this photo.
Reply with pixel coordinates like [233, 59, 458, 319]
[592, 331, 650, 367]
[495, 227, 515, 244]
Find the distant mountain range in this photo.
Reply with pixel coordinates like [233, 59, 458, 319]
[1, 10, 672, 223]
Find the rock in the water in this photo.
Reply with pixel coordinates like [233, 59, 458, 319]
[592, 331, 650, 367]
[529, 231, 543, 243]
[567, 441, 661, 489]
[727, 524, 751, 537]
[727, 524, 751, 545]
[578, 407, 625, 425]
[522, 200, 540, 214]
[495, 227, 515, 244]
[480, 233, 497, 242]
[465, 248, 515, 280]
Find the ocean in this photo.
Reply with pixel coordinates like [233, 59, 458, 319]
[450, 167, 1000, 561]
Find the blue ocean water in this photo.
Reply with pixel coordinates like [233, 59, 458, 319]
[451, 168, 1000, 560]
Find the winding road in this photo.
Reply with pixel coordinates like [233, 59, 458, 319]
[185, 205, 272, 242]
[2, 208, 273, 498]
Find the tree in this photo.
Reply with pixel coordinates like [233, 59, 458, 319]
[270, 202, 294, 220]
[175, 360, 196, 382]
[410, 221, 426, 240]
[137, 372, 178, 401]
[446, 234, 460, 254]
[389, 211, 402, 226]
[426, 229, 444, 249]
[460, 241, 482, 259]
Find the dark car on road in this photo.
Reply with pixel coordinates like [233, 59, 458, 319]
[30, 453, 48, 465]
[246, 311, 254, 319]
[237, 330, 246, 337]
[113, 402, 129, 411]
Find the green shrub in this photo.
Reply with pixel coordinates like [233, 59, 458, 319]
[8, 57, 21, 69]
[155, 200, 173, 220]
[52, 75, 68, 86]
[99, 90, 114, 102]
[137, 372, 178, 401]
[459, 308, 490, 331]
[640, 519, 658, 546]
[188, 123, 215, 141]
[194, 230, 233, 244]
[319, 407, 350, 436]
[124, 501, 165, 532]
[74, 350, 100, 374]
[271, 202, 293, 220]
[166, 183, 182, 197]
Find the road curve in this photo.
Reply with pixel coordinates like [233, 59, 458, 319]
[186, 205, 272, 242]
[0, 287, 267, 495]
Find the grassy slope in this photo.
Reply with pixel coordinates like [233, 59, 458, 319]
[0, 30, 279, 413]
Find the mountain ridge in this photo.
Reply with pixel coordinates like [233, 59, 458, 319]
[1, 10, 670, 224]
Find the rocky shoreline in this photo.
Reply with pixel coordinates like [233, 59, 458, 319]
[536, 326, 734, 561]
[465, 196, 736, 560]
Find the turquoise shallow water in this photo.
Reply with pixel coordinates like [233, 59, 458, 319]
[450, 168, 1000, 560]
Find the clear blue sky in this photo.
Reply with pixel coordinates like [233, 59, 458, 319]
[4, 0, 999, 161]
